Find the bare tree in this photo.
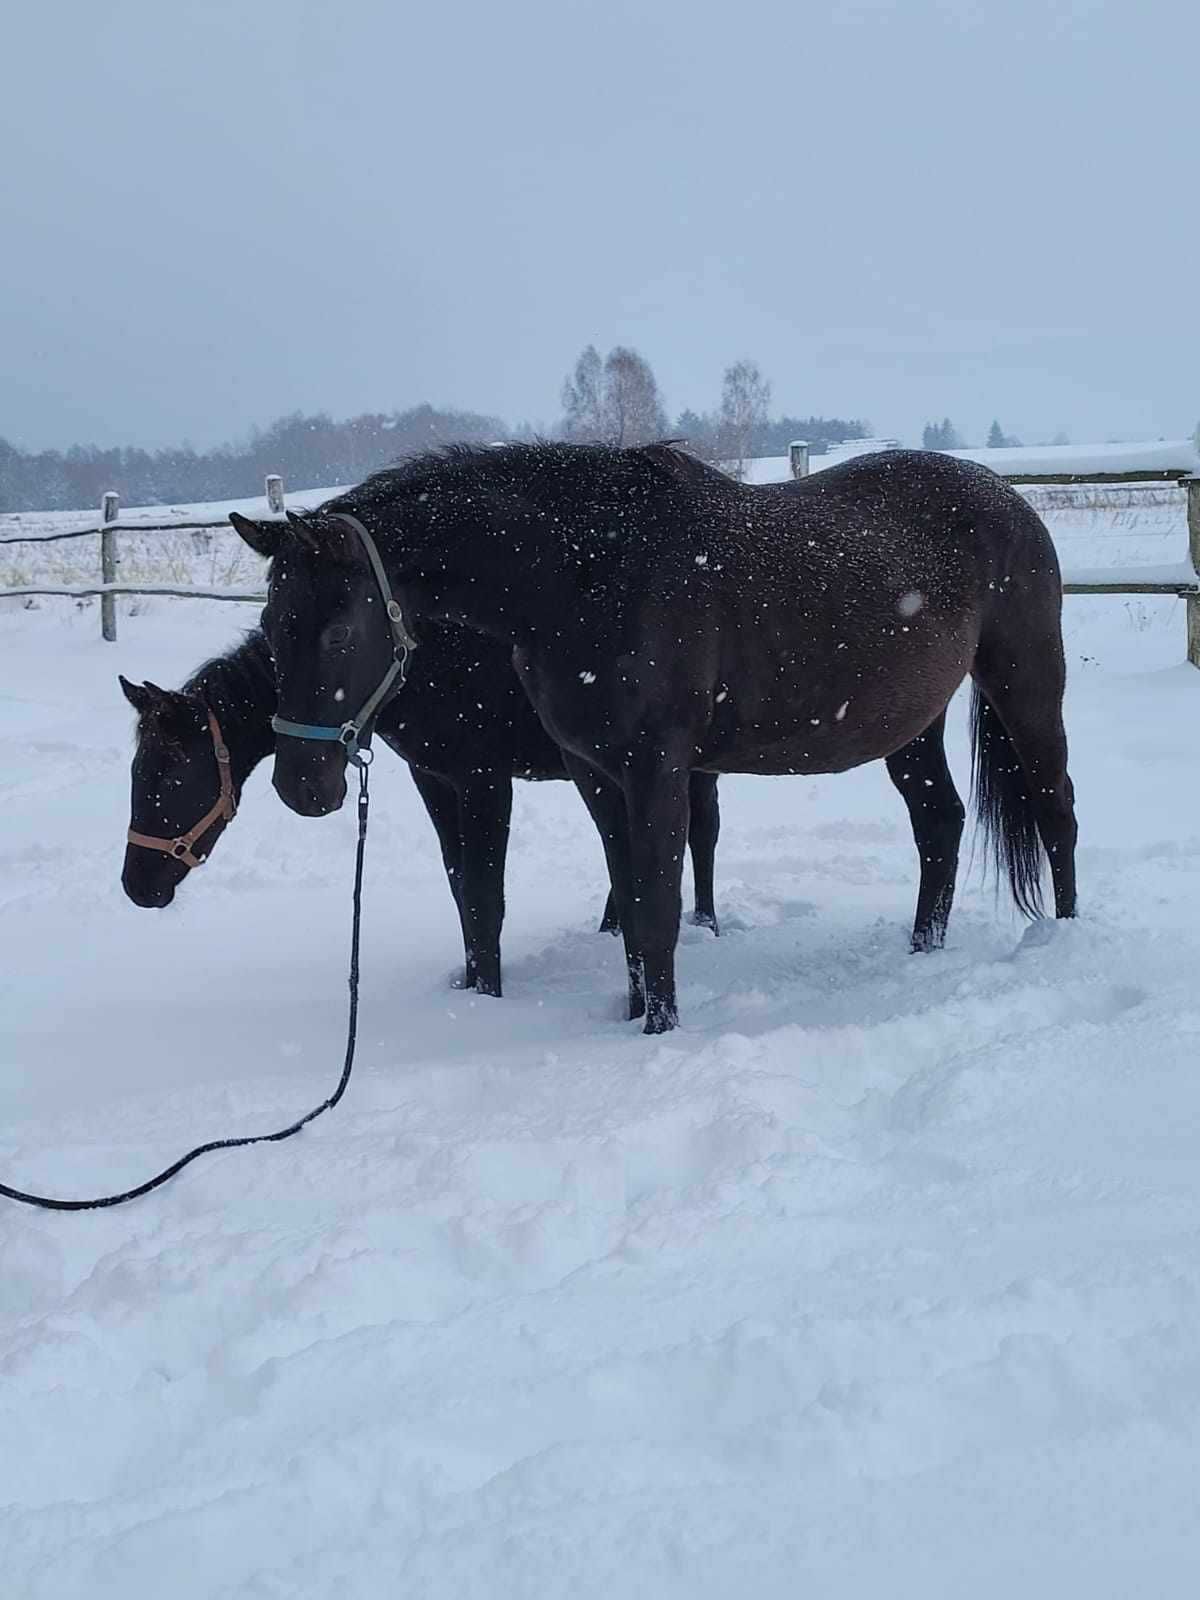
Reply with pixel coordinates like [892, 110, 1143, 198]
[560, 344, 668, 445]
[602, 346, 669, 445]
[561, 345, 606, 441]
[718, 359, 772, 478]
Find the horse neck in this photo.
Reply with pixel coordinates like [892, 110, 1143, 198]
[402, 508, 584, 648]
[186, 632, 277, 788]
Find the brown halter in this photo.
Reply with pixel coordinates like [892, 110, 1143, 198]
[127, 707, 237, 870]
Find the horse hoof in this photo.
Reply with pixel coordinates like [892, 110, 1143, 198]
[691, 910, 720, 936]
[642, 1007, 678, 1036]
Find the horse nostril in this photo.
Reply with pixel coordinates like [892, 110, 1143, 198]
[274, 768, 329, 816]
[123, 876, 175, 909]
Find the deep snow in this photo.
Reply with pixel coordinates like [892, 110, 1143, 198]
[741, 435, 1200, 485]
[3, 493, 1200, 1596]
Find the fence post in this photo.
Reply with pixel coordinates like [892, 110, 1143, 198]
[1188, 478, 1200, 669]
[99, 491, 119, 642]
[788, 440, 810, 480]
[265, 473, 284, 515]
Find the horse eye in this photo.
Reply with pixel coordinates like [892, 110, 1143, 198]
[326, 624, 350, 647]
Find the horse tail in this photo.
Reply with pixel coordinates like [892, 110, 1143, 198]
[969, 683, 1044, 918]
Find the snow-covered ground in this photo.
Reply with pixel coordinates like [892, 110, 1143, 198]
[742, 434, 1200, 485]
[3, 492, 1200, 1596]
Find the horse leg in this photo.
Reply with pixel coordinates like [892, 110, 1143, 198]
[456, 771, 513, 997]
[409, 768, 465, 905]
[563, 753, 644, 1019]
[598, 888, 621, 935]
[885, 713, 965, 952]
[601, 769, 701, 938]
[972, 635, 1078, 919]
[409, 768, 474, 987]
[687, 771, 720, 934]
[623, 760, 690, 1034]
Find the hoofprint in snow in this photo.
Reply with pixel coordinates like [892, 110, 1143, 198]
[3, 508, 1200, 1594]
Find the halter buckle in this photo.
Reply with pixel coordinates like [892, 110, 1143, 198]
[386, 598, 417, 651]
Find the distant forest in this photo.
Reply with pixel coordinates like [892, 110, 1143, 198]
[0, 350, 870, 512]
[0, 405, 507, 515]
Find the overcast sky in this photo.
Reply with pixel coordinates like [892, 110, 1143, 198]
[4, 0, 1197, 453]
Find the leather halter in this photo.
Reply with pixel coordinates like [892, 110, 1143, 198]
[270, 511, 416, 768]
[126, 707, 237, 870]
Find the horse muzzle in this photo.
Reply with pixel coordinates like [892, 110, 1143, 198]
[271, 741, 349, 816]
[121, 853, 181, 908]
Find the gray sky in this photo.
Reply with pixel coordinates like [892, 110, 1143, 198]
[4, 0, 1197, 453]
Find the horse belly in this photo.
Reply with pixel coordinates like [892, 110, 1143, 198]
[701, 656, 968, 776]
[705, 724, 891, 776]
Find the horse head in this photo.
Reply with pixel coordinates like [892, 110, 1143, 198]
[231, 509, 419, 817]
[120, 676, 236, 907]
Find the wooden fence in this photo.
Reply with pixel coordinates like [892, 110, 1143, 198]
[1002, 458, 1200, 668]
[3, 452, 1199, 664]
[0, 475, 286, 640]
[786, 440, 1200, 666]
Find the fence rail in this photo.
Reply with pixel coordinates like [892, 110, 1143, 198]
[1, 583, 267, 603]
[995, 469, 1192, 486]
[0, 516, 241, 545]
[3, 462, 1199, 665]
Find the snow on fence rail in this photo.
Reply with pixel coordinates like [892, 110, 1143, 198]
[945, 437, 1200, 484]
[3, 452, 1200, 664]
[969, 440, 1200, 666]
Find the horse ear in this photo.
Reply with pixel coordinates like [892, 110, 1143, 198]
[287, 509, 363, 565]
[286, 509, 321, 552]
[118, 674, 154, 713]
[230, 511, 282, 558]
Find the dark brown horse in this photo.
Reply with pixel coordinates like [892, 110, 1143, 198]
[235, 443, 1077, 1033]
[120, 625, 722, 996]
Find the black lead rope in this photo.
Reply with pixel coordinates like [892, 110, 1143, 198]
[0, 763, 372, 1213]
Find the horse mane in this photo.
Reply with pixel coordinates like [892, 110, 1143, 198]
[316, 438, 712, 520]
[140, 629, 274, 746]
[182, 629, 274, 712]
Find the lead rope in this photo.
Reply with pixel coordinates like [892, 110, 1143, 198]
[0, 762, 372, 1212]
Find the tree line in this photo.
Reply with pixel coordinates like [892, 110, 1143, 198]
[0, 350, 869, 512]
[0, 404, 506, 516]
[923, 418, 1071, 451]
[560, 345, 866, 477]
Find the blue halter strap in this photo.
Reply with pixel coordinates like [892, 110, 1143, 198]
[271, 511, 417, 767]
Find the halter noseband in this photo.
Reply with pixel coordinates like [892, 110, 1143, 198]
[127, 707, 236, 871]
[270, 512, 416, 767]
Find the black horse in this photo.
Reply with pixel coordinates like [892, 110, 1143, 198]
[119, 625, 722, 995]
[235, 443, 1077, 1033]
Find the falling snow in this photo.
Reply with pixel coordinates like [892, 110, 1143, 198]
[2, 485, 1199, 1597]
